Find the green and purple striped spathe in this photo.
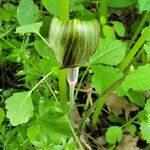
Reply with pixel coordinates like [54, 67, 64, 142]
[49, 17, 100, 68]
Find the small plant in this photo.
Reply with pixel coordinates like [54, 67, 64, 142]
[1, 0, 150, 149]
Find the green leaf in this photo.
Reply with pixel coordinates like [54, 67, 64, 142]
[16, 22, 43, 34]
[122, 64, 150, 91]
[89, 39, 127, 65]
[92, 65, 122, 92]
[106, 126, 123, 144]
[140, 114, 150, 143]
[17, 0, 39, 25]
[127, 89, 145, 107]
[42, 0, 60, 16]
[113, 21, 125, 37]
[0, 108, 5, 125]
[124, 124, 137, 136]
[27, 101, 71, 144]
[144, 99, 150, 113]
[103, 25, 116, 39]
[138, 0, 150, 12]
[108, 0, 138, 8]
[5, 92, 34, 126]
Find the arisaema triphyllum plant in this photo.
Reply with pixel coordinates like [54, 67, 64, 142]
[49, 17, 100, 111]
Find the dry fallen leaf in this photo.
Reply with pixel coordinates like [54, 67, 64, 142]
[116, 134, 139, 150]
[106, 93, 139, 119]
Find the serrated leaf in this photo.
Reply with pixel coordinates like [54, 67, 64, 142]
[27, 101, 71, 144]
[113, 21, 125, 37]
[122, 64, 150, 91]
[16, 22, 43, 34]
[89, 39, 127, 66]
[42, 0, 60, 16]
[144, 99, 150, 113]
[17, 0, 39, 25]
[5, 92, 34, 126]
[106, 126, 123, 144]
[108, 0, 138, 8]
[140, 119, 150, 143]
[138, 0, 150, 13]
[0, 108, 5, 125]
[92, 65, 122, 92]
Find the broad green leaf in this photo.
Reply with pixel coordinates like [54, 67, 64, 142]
[138, 0, 150, 12]
[27, 101, 71, 144]
[113, 21, 125, 37]
[144, 43, 150, 61]
[106, 126, 123, 144]
[17, 0, 39, 25]
[103, 25, 116, 39]
[5, 92, 34, 126]
[16, 22, 43, 34]
[122, 64, 150, 91]
[140, 114, 150, 143]
[0, 108, 5, 125]
[127, 89, 145, 107]
[108, 0, 138, 8]
[89, 39, 127, 65]
[42, 0, 60, 16]
[144, 99, 150, 113]
[92, 65, 122, 92]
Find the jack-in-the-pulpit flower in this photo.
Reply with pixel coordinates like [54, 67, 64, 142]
[49, 17, 100, 68]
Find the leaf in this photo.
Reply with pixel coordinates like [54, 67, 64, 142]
[5, 92, 34, 126]
[16, 22, 43, 34]
[106, 126, 123, 144]
[140, 116, 150, 143]
[0, 108, 5, 125]
[27, 100, 72, 144]
[144, 99, 150, 113]
[103, 25, 116, 39]
[108, 0, 138, 8]
[89, 39, 127, 65]
[122, 64, 150, 91]
[116, 134, 139, 150]
[42, 0, 60, 16]
[138, 0, 150, 13]
[124, 124, 137, 136]
[127, 89, 145, 107]
[92, 65, 122, 92]
[113, 21, 125, 37]
[17, 0, 39, 25]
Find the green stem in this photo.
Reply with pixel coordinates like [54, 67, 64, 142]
[59, 69, 68, 112]
[129, 12, 149, 49]
[121, 110, 144, 128]
[79, 76, 125, 132]
[99, 0, 108, 22]
[119, 26, 150, 72]
[60, 0, 69, 21]
[59, 0, 69, 112]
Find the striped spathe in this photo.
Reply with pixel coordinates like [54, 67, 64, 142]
[49, 17, 100, 68]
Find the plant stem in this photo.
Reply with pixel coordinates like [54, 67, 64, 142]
[129, 12, 149, 49]
[59, 0, 69, 112]
[99, 0, 108, 22]
[60, 0, 69, 21]
[67, 67, 79, 110]
[119, 26, 150, 72]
